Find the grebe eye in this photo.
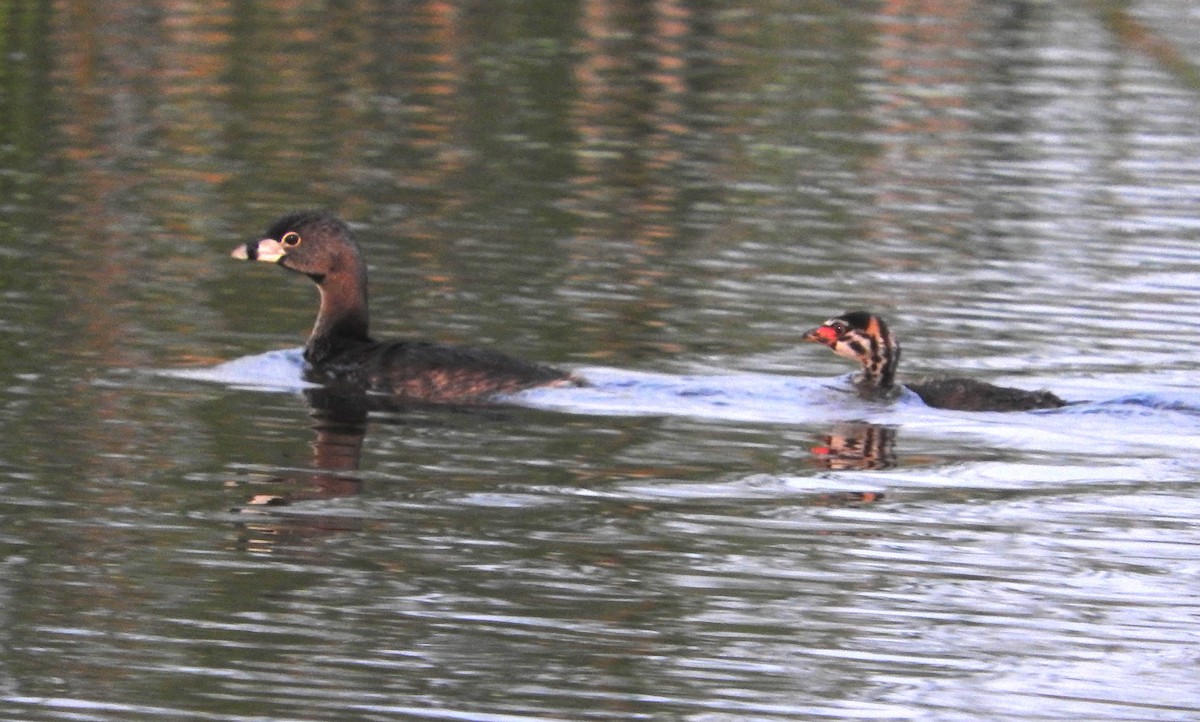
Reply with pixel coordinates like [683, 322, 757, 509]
[281, 231, 302, 247]
[829, 321, 847, 334]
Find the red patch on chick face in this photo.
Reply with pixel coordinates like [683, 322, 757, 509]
[804, 325, 840, 345]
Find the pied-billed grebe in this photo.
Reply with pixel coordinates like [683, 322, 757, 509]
[231, 211, 581, 403]
[803, 311, 1065, 411]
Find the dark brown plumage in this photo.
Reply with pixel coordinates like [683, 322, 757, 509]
[904, 377, 1065, 412]
[231, 211, 580, 403]
[803, 311, 1066, 412]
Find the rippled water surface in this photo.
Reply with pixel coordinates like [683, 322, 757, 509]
[3, 1, 1200, 720]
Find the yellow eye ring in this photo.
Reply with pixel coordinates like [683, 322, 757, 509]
[281, 231, 302, 247]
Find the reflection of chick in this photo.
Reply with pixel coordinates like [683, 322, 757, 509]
[811, 422, 897, 471]
[804, 311, 1065, 411]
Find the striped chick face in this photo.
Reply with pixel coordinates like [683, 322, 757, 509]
[803, 311, 898, 388]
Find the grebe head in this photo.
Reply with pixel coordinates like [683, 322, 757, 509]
[803, 310, 899, 391]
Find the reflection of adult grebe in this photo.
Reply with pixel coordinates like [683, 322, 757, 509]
[231, 211, 581, 403]
[231, 388, 404, 550]
[237, 389, 369, 511]
[804, 311, 1065, 412]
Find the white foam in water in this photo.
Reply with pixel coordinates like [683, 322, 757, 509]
[162, 348, 314, 392]
[515, 366, 916, 425]
[518, 367, 1200, 457]
[160, 355, 1200, 453]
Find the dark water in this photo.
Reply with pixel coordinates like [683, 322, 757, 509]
[3, 1, 1200, 720]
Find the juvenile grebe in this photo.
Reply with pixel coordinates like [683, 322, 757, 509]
[803, 311, 1065, 412]
[231, 211, 580, 403]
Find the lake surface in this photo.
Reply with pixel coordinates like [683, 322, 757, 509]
[3, 1, 1200, 720]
